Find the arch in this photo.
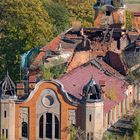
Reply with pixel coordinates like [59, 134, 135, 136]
[39, 115, 43, 138]
[55, 115, 59, 139]
[22, 122, 28, 138]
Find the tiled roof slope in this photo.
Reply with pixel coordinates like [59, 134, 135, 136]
[59, 59, 128, 113]
[32, 36, 61, 67]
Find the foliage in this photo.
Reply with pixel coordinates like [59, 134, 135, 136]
[0, 0, 96, 81]
[70, 124, 75, 140]
[113, 0, 123, 8]
[44, 1, 70, 36]
[41, 57, 66, 80]
[68, 124, 86, 140]
[0, 0, 53, 81]
[54, 0, 96, 27]
[102, 131, 113, 140]
[126, 10, 133, 30]
[132, 110, 140, 140]
[0, 137, 7, 140]
[108, 86, 117, 100]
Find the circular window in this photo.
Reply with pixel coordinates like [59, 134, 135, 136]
[42, 95, 54, 107]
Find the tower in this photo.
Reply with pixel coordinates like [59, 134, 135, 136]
[0, 72, 17, 140]
[93, 0, 126, 28]
[82, 78, 104, 140]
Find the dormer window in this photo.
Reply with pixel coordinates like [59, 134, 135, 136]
[82, 78, 101, 102]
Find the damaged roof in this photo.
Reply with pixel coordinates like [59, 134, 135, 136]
[58, 59, 128, 113]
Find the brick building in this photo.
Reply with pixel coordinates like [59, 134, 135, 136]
[132, 12, 140, 30]
[0, 58, 137, 140]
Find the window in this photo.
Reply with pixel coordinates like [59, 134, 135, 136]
[91, 132, 93, 140]
[39, 113, 60, 139]
[6, 129, 8, 139]
[39, 115, 43, 138]
[2, 129, 4, 136]
[22, 122, 28, 138]
[68, 110, 77, 125]
[106, 11, 111, 16]
[89, 115, 92, 122]
[87, 133, 89, 140]
[108, 111, 111, 125]
[46, 113, 52, 138]
[136, 48, 140, 52]
[55, 115, 59, 139]
[4, 111, 6, 118]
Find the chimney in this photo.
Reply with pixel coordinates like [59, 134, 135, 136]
[16, 83, 25, 99]
[99, 80, 106, 98]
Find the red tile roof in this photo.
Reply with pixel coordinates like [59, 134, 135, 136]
[32, 36, 61, 66]
[16, 83, 24, 89]
[133, 12, 140, 16]
[103, 51, 126, 75]
[29, 75, 37, 83]
[58, 60, 128, 113]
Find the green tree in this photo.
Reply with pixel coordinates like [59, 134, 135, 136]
[54, 0, 96, 27]
[132, 111, 140, 140]
[126, 10, 133, 30]
[0, 0, 53, 81]
[44, 1, 70, 36]
[0, 136, 7, 140]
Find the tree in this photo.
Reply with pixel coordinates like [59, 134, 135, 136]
[44, 1, 70, 36]
[54, 0, 96, 27]
[67, 124, 86, 140]
[41, 57, 66, 80]
[126, 10, 133, 30]
[0, 0, 53, 81]
[132, 111, 140, 140]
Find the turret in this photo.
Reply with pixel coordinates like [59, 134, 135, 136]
[0, 71, 17, 99]
[0, 72, 16, 140]
[82, 78, 104, 140]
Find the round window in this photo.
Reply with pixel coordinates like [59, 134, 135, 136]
[42, 95, 54, 107]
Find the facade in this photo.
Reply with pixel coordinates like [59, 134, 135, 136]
[132, 12, 140, 30]
[93, 0, 126, 28]
[0, 58, 138, 140]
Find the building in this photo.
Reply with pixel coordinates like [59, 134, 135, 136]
[93, 0, 126, 28]
[132, 12, 140, 30]
[0, 58, 137, 140]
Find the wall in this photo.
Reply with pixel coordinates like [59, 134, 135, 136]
[0, 99, 15, 140]
[15, 82, 78, 140]
[132, 14, 140, 30]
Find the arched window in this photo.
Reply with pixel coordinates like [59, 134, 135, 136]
[39, 115, 43, 138]
[46, 113, 52, 138]
[39, 113, 60, 139]
[22, 122, 28, 138]
[55, 115, 59, 139]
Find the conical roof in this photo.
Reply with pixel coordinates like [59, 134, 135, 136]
[83, 77, 102, 102]
[1, 71, 16, 98]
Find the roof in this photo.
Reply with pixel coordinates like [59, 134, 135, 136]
[103, 51, 126, 75]
[2, 72, 15, 91]
[133, 12, 140, 16]
[32, 36, 61, 67]
[16, 83, 25, 89]
[0, 72, 17, 98]
[29, 75, 37, 83]
[126, 4, 140, 12]
[58, 59, 128, 113]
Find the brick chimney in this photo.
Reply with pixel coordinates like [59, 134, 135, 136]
[16, 83, 25, 99]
